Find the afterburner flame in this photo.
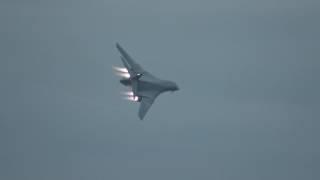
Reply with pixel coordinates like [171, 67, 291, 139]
[121, 91, 134, 96]
[123, 96, 139, 102]
[115, 72, 130, 78]
[113, 66, 128, 73]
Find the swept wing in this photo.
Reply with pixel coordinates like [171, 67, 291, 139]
[138, 90, 161, 120]
[116, 43, 145, 75]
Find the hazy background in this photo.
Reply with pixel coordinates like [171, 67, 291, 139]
[1, 0, 319, 179]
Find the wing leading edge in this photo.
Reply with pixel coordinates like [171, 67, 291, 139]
[116, 43, 145, 74]
[138, 90, 161, 120]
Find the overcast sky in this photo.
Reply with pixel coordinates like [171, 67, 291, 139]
[1, 0, 319, 179]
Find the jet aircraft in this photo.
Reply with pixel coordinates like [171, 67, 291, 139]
[113, 43, 179, 120]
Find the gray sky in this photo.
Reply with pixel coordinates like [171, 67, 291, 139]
[1, 0, 319, 179]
